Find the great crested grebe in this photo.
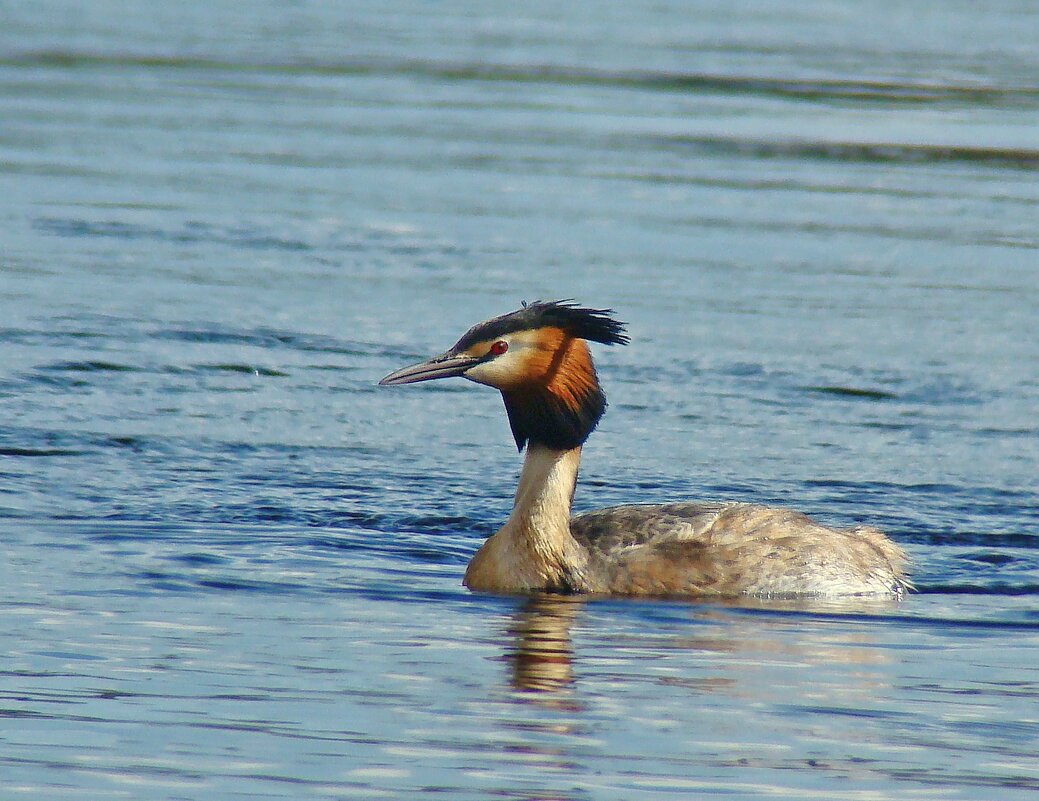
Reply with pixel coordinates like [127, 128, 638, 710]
[380, 301, 909, 598]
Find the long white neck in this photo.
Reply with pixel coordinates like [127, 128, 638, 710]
[463, 444, 589, 593]
[511, 443, 580, 537]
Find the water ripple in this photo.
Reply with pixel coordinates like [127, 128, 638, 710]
[9, 49, 1039, 107]
[32, 217, 312, 251]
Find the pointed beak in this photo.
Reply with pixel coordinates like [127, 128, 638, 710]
[379, 352, 480, 386]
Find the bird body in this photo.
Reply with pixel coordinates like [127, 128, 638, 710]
[381, 301, 909, 599]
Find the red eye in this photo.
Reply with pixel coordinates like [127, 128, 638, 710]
[489, 340, 508, 356]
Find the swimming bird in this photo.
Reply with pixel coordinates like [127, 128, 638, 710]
[380, 301, 909, 598]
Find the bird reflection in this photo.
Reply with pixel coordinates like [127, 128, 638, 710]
[505, 593, 584, 699]
[503, 593, 904, 702]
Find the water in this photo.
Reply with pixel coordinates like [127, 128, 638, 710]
[2, 1, 1038, 798]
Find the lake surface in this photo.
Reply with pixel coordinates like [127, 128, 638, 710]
[2, 1, 1038, 798]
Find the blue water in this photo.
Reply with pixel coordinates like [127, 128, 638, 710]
[3, 2, 1039, 798]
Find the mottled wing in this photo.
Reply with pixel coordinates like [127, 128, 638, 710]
[570, 502, 730, 554]
[571, 502, 909, 597]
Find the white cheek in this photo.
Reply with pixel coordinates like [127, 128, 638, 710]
[463, 347, 530, 389]
[463, 357, 512, 387]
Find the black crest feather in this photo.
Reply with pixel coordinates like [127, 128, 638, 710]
[451, 300, 629, 353]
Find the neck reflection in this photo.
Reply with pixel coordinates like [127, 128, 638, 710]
[506, 593, 584, 700]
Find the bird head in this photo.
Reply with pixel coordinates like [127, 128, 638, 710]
[380, 300, 629, 450]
